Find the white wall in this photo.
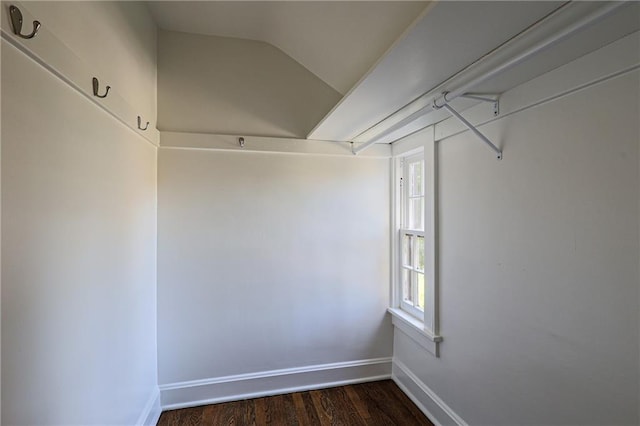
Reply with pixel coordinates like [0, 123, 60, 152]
[1, 2, 159, 425]
[157, 30, 341, 138]
[157, 147, 393, 404]
[22, 1, 158, 124]
[392, 68, 640, 424]
[0, 26, 3, 423]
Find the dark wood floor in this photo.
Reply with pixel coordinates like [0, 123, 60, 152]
[157, 380, 434, 426]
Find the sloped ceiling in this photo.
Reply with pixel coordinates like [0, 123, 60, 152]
[147, 1, 429, 95]
[156, 30, 342, 138]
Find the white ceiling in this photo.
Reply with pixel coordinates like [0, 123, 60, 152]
[309, 1, 640, 143]
[147, 1, 428, 95]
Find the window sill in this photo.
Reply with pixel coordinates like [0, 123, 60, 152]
[387, 308, 442, 357]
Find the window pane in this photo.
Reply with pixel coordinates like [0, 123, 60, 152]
[416, 272, 425, 310]
[411, 271, 419, 308]
[409, 198, 423, 230]
[409, 161, 423, 196]
[414, 236, 425, 272]
[402, 268, 412, 304]
[402, 234, 412, 267]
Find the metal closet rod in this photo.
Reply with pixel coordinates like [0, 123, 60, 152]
[352, 1, 627, 155]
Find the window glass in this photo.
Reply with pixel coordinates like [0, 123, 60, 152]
[409, 198, 423, 230]
[415, 236, 424, 272]
[416, 273, 425, 310]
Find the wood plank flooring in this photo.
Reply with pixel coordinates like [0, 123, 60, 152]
[157, 380, 434, 426]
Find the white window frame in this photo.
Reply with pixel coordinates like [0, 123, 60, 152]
[388, 127, 442, 357]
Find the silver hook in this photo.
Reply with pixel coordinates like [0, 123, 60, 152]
[137, 116, 149, 131]
[9, 5, 40, 39]
[92, 77, 110, 98]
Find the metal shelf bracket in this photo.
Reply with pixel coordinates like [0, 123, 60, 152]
[459, 93, 500, 117]
[436, 100, 502, 160]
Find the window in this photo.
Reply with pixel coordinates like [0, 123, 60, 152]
[399, 154, 425, 319]
[389, 131, 441, 356]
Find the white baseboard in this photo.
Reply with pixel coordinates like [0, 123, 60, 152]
[159, 357, 392, 410]
[136, 387, 162, 426]
[392, 359, 467, 426]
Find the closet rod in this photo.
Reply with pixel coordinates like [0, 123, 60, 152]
[353, 1, 627, 155]
[430, 1, 624, 109]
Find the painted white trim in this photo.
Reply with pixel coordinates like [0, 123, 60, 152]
[0, 2, 159, 147]
[159, 357, 392, 410]
[135, 387, 161, 426]
[388, 308, 441, 357]
[393, 378, 445, 426]
[424, 126, 438, 335]
[159, 131, 391, 158]
[391, 127, 430, 157]
[161, 357, 391, 390]
[389, 156, 401, 308]
[392, 359, 467, 426]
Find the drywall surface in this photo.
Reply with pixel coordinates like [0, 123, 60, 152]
[1, 37, 158, 426]
[0, 31, 3, 424]
[157, 30, 341, 138]
[149, 1, 428, 95]
[394, 71, 640, 425]
[21, 1, 158, 125]
[157, 148, 392, 387]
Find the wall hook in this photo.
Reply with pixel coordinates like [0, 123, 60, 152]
[92, 77, 110, 98]
[9, 5, 40, 39]
[238, 137, 245, 148]
[137, 116, 149, 131]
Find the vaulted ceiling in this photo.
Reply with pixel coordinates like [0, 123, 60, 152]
[147, 1, 428, 95]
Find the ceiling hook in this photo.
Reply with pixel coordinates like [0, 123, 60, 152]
[9, 5, 41, 39]
[92, 77, 111, 98]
